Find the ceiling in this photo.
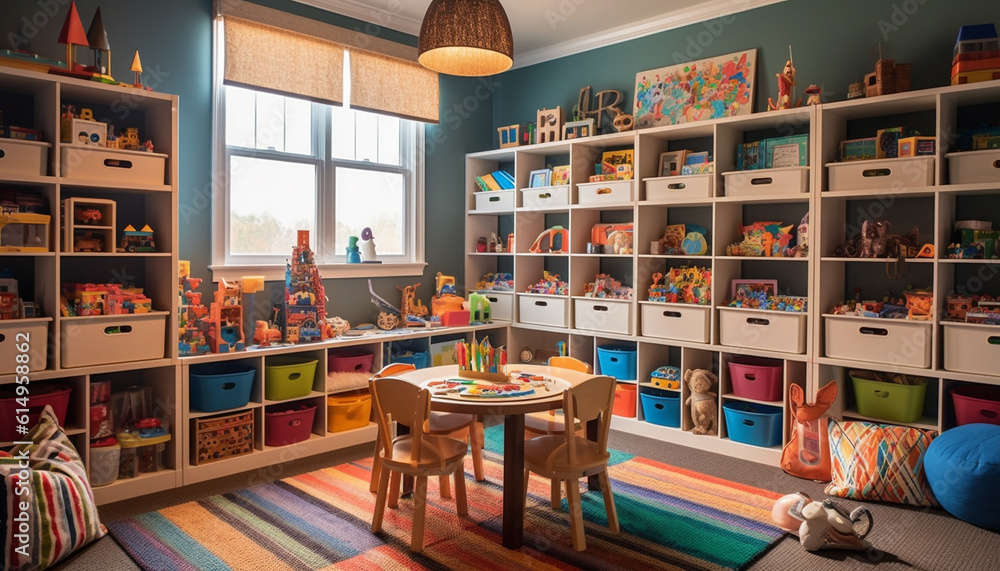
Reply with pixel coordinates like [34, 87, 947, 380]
[291, 0, 785, 68]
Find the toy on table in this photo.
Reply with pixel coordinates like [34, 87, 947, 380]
[768, 47, 801, 110]
[781, 381, 837, 481]
[771, 492, 873, 552]
[284, 230, 326, 342]
[684, 368, 718, 435]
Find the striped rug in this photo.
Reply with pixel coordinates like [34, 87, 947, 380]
[108, 433, 785, 570]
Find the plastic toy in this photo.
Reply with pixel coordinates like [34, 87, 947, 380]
[74, 231, 104, 252]
[345, 236, 361, 263]
[50, 2, 89, 77]
[130, 50, 143, 88]
[178, 260, 210, 355]
[582, 273, 632, 300]
[284, 230, 326, 342]
[529, 226, 568, 253]
[524, 271, 568, 295]
[467, 292, 491, 323]
[207, 279, 245, 353]
[781, 381, 837, 481]
[358, 227, 377, 262]
[75, 207, 102, 224]
[684, 368, 718, 435]
[951, 24, 1000, 85]
[119, 224, 155, 252]
[253, 320, 281, 346]
[771, 492, 873, 551]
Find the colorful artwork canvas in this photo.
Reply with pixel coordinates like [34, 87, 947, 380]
[634, 49, 756, 128]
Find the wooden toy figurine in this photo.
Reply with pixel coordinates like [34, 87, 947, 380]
[769, 47, 801, 110]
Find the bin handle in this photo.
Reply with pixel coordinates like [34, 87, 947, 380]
[873, 390, 890, 399]
[593, 305, 609, 312]
[744, 373, 756, 381]
[290, 419, 302, 427]
[221, 382, 236, 391]
[534, 300, 548, 307]
[742, 419, 755, 427]
[0, 150, 5, 159]
[860, 327, 889, 336]
[981, 410, 999, 419]
[654, 403, 664, 410]
[747, 317, 770, 326]
[862, 168, 892, 178]
[488, 195, 501, 203]
[539, 192, 551, 199]
[992, 160, 999, 169]
[103, 158, 134, 170]
[663, 310, 682, 318]
[988, 336, 1000, 345]
[103, 325, 133, 335]
[667, 183, 686, 190]
[750, 177, 773, 185]
[289, 372, 301, 380]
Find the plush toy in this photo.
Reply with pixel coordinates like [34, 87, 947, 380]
[772, 492, 874, 552]
[684, 368, 718, 435]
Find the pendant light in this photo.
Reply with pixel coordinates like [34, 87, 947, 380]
[418, 0, 513, 77]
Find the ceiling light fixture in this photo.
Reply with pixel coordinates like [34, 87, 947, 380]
[418, 0, 513, 77]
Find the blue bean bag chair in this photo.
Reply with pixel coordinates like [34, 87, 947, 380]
[924, 423, 1000, 531]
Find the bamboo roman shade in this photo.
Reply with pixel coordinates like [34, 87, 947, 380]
[216, 0, 439, 123]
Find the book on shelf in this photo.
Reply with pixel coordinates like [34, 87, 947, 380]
[474, 176, 491, 192]
[480, 173, 502, 190]
[491, 170, 515, 189]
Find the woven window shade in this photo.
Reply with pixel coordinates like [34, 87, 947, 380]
[350, 49, 440, 123]
[224, 17, 344, 106]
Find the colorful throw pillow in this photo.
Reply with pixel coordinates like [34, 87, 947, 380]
[1, 405, 106, 570]
[825, 420, 938, 507]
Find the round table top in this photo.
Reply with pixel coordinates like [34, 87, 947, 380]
[394, 364, 596, 415]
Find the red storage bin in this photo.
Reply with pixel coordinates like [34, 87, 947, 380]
[0, 383, 72, 441]
[728, 357, 783, 402]
[265, 404, 317, 446]
[328, 351, 374, 374]
[953, 385, 1000, 426]
[613, 383, 637, 417]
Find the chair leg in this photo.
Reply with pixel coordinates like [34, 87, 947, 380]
[369, 436, 382, 494]
[599, 470, 619, 534]
[454, 469, 468, 516]
[523, 468, 530, 511]
[371, 466, 392, 533]
[470, 422, 485, 481]
[439, 474, 452, 499]
[411, 476, 428, 553]
[388, 470, 401, 509]
[550, 479, 561, 509]
[565, 478, 586, 551]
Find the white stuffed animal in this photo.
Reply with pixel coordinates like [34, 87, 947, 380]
[772, 492, 873, 552]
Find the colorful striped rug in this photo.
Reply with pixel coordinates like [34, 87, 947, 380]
[108, 433, 785, 570]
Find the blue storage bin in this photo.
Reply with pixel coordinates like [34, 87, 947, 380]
[190, 363, 255, 412]
[723, 401, 782, 447]
[393, 351, 430, 369]
[640, 388, 680, 428]
[597, 345, 637, 380]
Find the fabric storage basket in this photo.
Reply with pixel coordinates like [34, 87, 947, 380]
[189, 363, 255, 412]
[328, 351, 374, 373]
[952, 385, 1000, 426]
[727, 356, 783, 402]
[598, 345, 637, 380]
[640, 386, 681, 427]
[194, 410, 254, 465]
[851, 372, 927, 423]
[613, 383, 637, 417]
[264, 357, 317, 400]
[0, 382, 72, 441]
[723, 401, 782, 447]
[327, 391, 372, 433]
[265, 404, 317, 446]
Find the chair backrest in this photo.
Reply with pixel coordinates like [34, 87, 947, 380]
[548, 356, 593, 374]
[373, 362, 417, 379]
[370, 376, 430, 462]
[562, 375, 616, 463]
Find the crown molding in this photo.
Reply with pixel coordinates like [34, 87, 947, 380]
[512, 0, 787, 69]
[290, 0, 423, 35]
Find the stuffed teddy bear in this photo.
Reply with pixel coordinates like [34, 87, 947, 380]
[684, 368, 718, 435]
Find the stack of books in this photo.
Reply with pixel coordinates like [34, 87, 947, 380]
[475, 170, 515, 192]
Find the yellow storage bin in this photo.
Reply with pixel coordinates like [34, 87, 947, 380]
[264, 357, 317, 401]
[327, 391, 372, 433]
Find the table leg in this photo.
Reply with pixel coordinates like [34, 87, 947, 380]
[587, 418, 600, 491]
[502, 413, 525, 549]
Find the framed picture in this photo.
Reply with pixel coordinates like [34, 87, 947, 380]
[551, 165, 570, 185]
[731, 279, 778, 303]
[563, 118, 594, 140]
[634, 49, 757, 128]
[528, 168, 552, 188]
[658, 150, 688, 177]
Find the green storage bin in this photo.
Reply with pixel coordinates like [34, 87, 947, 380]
[265, 357, 318, 401]
[851, 374, 927, 423]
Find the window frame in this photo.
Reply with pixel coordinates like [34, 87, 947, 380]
[210, 22, 425, 282]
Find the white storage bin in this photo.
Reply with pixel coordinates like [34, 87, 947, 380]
[0, 317, 50, 374]
[823, 315, 931, 368]
[60, 146, 167, 186]
[640, 302, 710, 343]
[576, 180, 633, 205]
[943, 322, 1000, 376]
[517, 294, 569, 328]
[723, 167, 809, 197]
[0, 139, 50, 177]
[719, 308, 807, 354]
[644, 174, 713, 201]
[478, 291, 514, 321]
[60, 312, 167, 368]
[521, 185, 570, 209]
[574, 298, 631, 335]
[826, 157, 934, 192]
[946, 150, 1000, 184]
[89, 443, 121, 487]
[473, 190, 514, 211]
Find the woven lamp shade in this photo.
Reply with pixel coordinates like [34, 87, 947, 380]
[418, 0, 513, 76]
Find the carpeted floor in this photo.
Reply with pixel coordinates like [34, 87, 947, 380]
[59, 423, 1000, 570]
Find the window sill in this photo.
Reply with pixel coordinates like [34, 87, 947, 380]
[210, 261, 427, 283]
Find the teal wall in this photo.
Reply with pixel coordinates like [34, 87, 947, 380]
[1, 0, 993, 325]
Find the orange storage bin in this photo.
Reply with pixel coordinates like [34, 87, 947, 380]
[613, 383, 637, 417]
[327, 390, 372, 433]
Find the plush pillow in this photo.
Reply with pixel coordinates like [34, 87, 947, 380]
[824, 420, 938, 507]
[1, 405, 106, 570]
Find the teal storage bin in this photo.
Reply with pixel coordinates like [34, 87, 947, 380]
[640, 386, 681, 428]
[597, 345, 637, 380]
[190, 363, 255, 412]
[393, 351, 429, 369]
[723, 401, 782, 447]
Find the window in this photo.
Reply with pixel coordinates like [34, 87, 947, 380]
[212, 82, 425, 281]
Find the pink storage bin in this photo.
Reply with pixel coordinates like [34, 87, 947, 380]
[727, 356, 783, 402]
[953, 385, 1000, 426]
[264, 404, 317, 446]
[328, 351, 374, 373]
